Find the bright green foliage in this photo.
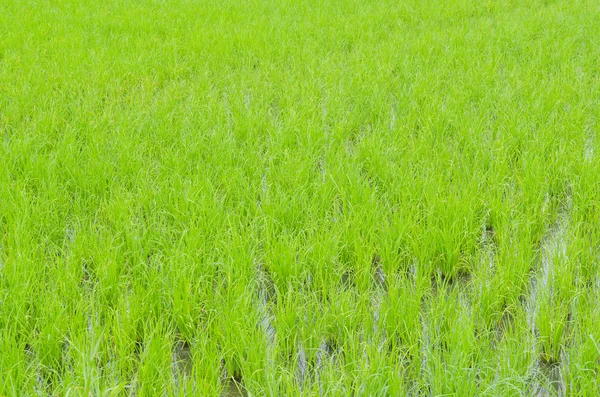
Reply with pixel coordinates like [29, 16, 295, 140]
[1, 0, 600, 395]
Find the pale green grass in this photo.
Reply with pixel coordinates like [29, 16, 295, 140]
[1, 0, 600, 395]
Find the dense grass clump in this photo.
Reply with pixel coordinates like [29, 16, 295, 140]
[1, 0, 600, 395]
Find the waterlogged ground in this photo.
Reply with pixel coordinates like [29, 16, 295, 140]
[1, 0, 600, 395]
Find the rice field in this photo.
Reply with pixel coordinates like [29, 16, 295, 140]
[1, 0, 600, 395]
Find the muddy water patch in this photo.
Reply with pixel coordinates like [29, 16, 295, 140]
[221, 374, 247, 397]
[171, 339, 193, 386]
[478, 220, 515, 344]
[296, 341, 308, 390]
[296, 339, 332, 393]
[316, 338, 340, 396]
[255, 261, 276, 346]
[220, 357, 247, 397]
[24, 343, 44, 393]
[254, 260, 276, 393]
[482, 220, 498, 274]
[371, 253, 387, 353]
[525, 203, 570, 397]
[24, 342, 55, 395]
